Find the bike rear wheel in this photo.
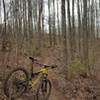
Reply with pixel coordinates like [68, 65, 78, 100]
[3, 67, 29, 99]
[36, 79, 52, 100]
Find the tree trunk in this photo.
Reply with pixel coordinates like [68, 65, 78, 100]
[61, 0, 68, 65]
[48, 0, 52, 47]
[82, 0, 89, 67]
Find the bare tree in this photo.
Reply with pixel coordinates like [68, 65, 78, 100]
[82, 0, 89, 67]
[52, 0, 56, 46]
[2, 0, 7, 52]
[37, 0, 43, 47]
[77, 0, 82, 57]
[67, 0, 72, 61]
[57, 0, 61, 44]
[71, 0, 76, 60]
[48, 0, 52, 46]
[2, 0, 6, 35]
[61, 0, 68, 65]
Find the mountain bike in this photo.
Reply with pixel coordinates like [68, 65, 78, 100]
[3, 57, 57, 100]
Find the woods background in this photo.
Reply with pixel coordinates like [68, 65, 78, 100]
[0, 0, 100, 100]
[0, 0, 100, 78]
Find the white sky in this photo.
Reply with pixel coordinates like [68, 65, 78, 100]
[0, 0, 100, 26]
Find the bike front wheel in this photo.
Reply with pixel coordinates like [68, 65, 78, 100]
[3, 67, 30, 99]
[36, 79, 52, 100]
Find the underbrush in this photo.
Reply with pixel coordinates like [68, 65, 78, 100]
[68, 59, 93, 78]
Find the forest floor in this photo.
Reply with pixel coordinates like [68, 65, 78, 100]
[0, 47, 100, 100]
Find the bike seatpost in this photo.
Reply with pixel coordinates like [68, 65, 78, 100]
[29, 57, 38, 77]
[29, 57, 34, 77]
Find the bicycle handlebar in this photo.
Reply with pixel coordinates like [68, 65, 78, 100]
[51, 65, 57, 69]
[36, 63, 57, 69]
[29, 57, 57, 69]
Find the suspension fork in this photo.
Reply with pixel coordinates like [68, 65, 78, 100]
[41, 74, 48, 92]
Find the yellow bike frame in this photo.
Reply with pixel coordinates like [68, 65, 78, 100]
[20, 68, 48, 88]
[29, 68, 48, 88]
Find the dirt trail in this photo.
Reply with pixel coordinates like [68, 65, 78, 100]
[38, 57, 65, 100]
